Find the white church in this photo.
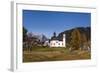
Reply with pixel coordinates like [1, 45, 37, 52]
[49, 34, 66, 47]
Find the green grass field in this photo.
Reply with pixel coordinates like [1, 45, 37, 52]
[23, 47, 91, 62]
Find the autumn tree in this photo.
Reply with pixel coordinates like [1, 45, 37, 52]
[81, 33, 88, 50]
[70, 29, 81, 50]
[81, 33, 87, 43]
[26, 32, 40, 51]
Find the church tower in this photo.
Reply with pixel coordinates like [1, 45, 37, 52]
[63, 34, 66, 47]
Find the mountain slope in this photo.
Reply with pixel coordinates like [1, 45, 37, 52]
[57, 27, 91, 44]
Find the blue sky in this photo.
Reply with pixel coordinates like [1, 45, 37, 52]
[23, 10, 91, 38]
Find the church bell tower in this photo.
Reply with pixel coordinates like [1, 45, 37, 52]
[63, 34, 66, 47]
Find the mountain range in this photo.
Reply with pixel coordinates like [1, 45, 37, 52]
[51, 27, 91, 44]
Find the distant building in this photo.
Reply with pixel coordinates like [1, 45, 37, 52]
[49, 34, 66, 47]
[43, 40, 50, 46]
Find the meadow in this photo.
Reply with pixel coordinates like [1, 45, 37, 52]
[23, 47, 91, 62]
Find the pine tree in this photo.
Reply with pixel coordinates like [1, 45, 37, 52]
[23, 26, 28, 42]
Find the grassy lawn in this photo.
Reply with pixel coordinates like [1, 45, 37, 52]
[23, 47, 91, 62]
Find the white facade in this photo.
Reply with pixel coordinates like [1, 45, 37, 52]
[49, 34, 66, 47]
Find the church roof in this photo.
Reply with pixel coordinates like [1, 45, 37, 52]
[50, 37, 62, 41]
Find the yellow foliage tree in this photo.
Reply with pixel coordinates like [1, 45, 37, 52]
[70, 29, 81, 50]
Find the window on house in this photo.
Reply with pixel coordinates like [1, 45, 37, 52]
[59, 43, 60, 45]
